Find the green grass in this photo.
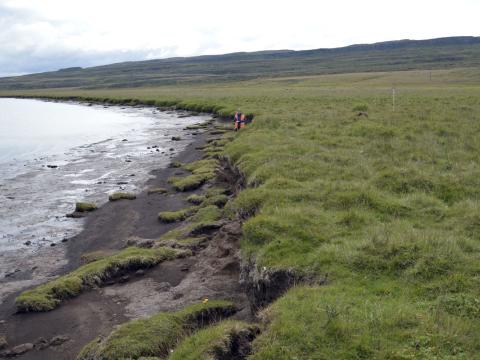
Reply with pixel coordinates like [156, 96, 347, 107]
[168, 320, 259, 360]
[168, 159, 218, 191]
[75, 202, 97, 212]
[159, 205, 224, 246]
[16, 247, 186, 312]
[187, 194, 206, 205]
[187, 192, 228, 207]
[108, 192, 136, 201]
[77, 301, 236, 360]
[4, 67, 480, 357]
[147, 187, 168, 195]
[158, 207, 198, 223]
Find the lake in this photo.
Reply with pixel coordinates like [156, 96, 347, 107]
[0, 98, 209, 279]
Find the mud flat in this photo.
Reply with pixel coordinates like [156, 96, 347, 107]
[0, 113, 251, 360]
[0, 99, 209, 301]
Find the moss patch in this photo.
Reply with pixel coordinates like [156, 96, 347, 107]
[77, 301, 236, 360]
[168, 159, 218, 192]
[168, 320, 259, 360]
[75, 202, 97, 212]
[158, 207, 198, 223]
[187, 194, 206, 205]
[108, 192, 136, 201]
[147, 187, 168, 195]
[16, 247, 186, 312]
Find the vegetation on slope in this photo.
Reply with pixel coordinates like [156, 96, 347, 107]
[4, 67, 480, 358]
[16, 247, 186, 312]
[77, 301, 236, 360]
[168, 320, 260, 360]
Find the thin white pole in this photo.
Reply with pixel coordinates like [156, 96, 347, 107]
[392, 88, 396, 112]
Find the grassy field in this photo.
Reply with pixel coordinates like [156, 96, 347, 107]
[3, 67, 480, 358]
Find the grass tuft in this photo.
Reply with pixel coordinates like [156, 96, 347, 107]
[158, 207, 198, 223]
[16, 247, 186, 312]
[77, 301, 236, 360]
[108, 192, 136, 201]
[75, 202, 97, 212]
[168, 320, 260, 360]
[147, 187, 168, 195]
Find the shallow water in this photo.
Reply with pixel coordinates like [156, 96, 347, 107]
[0, 98, 209, 279]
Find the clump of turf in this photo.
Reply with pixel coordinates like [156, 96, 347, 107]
[80, 250, 114, 264]
[168, 174, 208, 191]
[187, 194, 206, 205]
[168, 320, 260, 360]
[158, 207, 198, 223]
[16, 247, 186, 312]
[147, 187, 168, 195]
[108, 192, 136, 201]
[75, 202, 97, 212]
[203, 194, 229, 207]
[169, 161, 183, 168]
[168, 159, 218, 191]
[77, 301, 236, 360]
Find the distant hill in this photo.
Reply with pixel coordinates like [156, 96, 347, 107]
[1, 36, 479, 90]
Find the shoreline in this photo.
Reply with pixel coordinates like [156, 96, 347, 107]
[0, 99, 213, 302]
[0, 103, 245, 359]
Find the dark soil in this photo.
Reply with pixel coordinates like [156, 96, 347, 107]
[0, 117, 248, 360]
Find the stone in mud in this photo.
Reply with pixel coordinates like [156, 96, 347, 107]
[24, 240, 32, 246]
[46, 165, 58, 169]
[172, 292, 183, 300]
[34, 337, 49, 350]
[156, 282, 171, 291]
[11, 343, 34, 355]
[126, 237, 155, 248]
[0, 336, 7, 350]
[49, 335, 69, 346]
[180, 264, 190, 272]
[222, 221, 243, 236]
[135, 269, 145, 276]
[66, 211, 86, 218]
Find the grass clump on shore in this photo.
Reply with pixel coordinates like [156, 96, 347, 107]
[187, 194, 206, 205]
[168, 320, 259, 360]
[158, 207, 198, 223]
[75, 202, 97, 212]
[77, 301, 236, 360]
[168, 159, 218, 191]
[108, 192, 136, 201]
[16, 247, 186, 312]
[147, 187, 168, 195]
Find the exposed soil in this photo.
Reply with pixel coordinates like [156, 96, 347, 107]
[0, 117, 249, 359]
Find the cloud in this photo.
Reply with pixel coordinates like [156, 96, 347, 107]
[0, 0, 479, 77]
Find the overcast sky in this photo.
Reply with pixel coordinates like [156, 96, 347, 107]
[0, 0, 479, 77]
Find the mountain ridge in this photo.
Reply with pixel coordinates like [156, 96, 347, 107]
[1, 36, 479, 89]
